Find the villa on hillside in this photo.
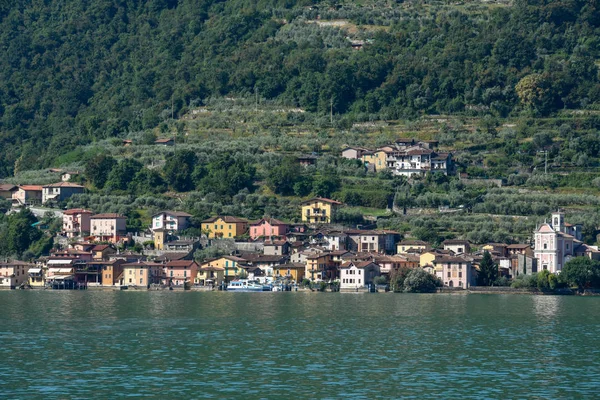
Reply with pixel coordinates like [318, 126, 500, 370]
[301, 198, 343, 224]
[42, 182, 85, 204]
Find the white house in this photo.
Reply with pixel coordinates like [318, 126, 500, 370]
[339, 261, 380, 291]
[90, 213, 127, 242]
[151, 211, 193, 232]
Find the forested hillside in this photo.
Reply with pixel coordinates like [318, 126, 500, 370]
[1, 0, 599, 177]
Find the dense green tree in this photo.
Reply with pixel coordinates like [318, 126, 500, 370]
[477, 251, 498, 286]
[85, 155, 117, 189]
[312, 173, 340, 198]
[200, 155, 256, 197]
[164, 150, 197, 192]
[403, 268, 441, 293]
[105, 159, 143, 191]
[0, 209, 41, 257]
[560, 257, 600, 292]
[267, 157, 301, 196]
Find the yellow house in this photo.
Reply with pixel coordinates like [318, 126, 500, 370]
[201, 216, 248, 238]
[121, 262, 165, 287]
[305, 253, 334, 281]
[196, 266, 225, 286]
[200, 256, 247, 282]
[273, 263, 306, 282]
[397, 240, 429, 254]
[362, 149, 390, 172]
[301, 198, 343, 224]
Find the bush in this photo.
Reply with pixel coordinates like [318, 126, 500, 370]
[403, 268, 441, 293]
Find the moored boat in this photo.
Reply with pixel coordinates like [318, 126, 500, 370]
[226, 279, 264, 292]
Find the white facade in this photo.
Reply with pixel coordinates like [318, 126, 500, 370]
[339, 262, 380, 290]
[534, 212, 576, 274]
[152, 211, 192, 232]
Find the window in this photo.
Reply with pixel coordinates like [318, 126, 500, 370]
[140, 278, 143, 284]
[458, 248, 463, 253]
[458, 272, 462, 278]
[170, 271, 173, 277]
[543, 243, 547, 249]
[358, 279, 361, 284]
[447, 272, 451, 277]
[129, 278, 132, 283]
[184, 271, 187, 277]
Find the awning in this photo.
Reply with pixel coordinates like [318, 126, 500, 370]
[48, 268, 62, 273]
[47, 259, 74, 265]
[28, 268, 42, 274]
[58, 268, 73, 273]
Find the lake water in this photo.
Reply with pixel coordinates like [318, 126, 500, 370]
[0, 291, 599, 399]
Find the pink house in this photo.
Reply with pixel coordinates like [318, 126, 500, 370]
[63, 209, 93, 238]
[249, 218, 289, 239]
[165, 260, 198, 286]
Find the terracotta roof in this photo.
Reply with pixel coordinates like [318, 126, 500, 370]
[166, 260, 198, 268]
[43, 182, 85, 188]
[92, 245, 111, 251]
[300, 197, 343, 205]
[0, 184, 17, 191]
[91, 213, 126, 219]
[155, 138, 173, 143]
[202, 215, 248, 223]
[64, 209, 94, 215]
[18, 185, 43, 191]
[250, 218, 287, 226]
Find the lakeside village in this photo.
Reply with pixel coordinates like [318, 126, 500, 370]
[0, 139, 597, 292]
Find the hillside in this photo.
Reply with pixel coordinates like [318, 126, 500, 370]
[1, 0, 599, 177]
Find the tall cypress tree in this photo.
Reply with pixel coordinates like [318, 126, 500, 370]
[477, 251, 498, 286]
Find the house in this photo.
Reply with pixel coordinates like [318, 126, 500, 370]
[62, 209, 93, 238]
[200, 256, 247, 282]
[91, 244, 116, 261]
[507, 244, 533, 256]
[263, 240, 290, 256]
[297, 154, 318, 166]
[0, 184, 16, 199]
[305, 252, 335, 281]
[322, 232, 348, 251]
[397, 240, 429, 254]
[239, 254, 288, 277]
[339, 261, 380, 291]
[341, 147, 370, 160]
[533, 211, 578, 274]
[121, 261, 165, 287]
[201, 216, 248, 238]
[442, 240, 471, 255]
[61, 171, 79, 182]
[94, 259, 126, 286]
[433, 256, 473, 288]
[0, 261, 32, 289]
[362, 142, 452, 177]
[122, 139, 133, 146]
[151, 211, 193, 232]
[27, 265, 45, 288]
[155, 138, 175, 146]
[165, 260, 199, 286]
[374, 255, 419, 275]
[163, 240, 199, 253]
[419, 249, 453, 268]
[273, 263, 306, 282]
[482, 243, 508, 257]
[11, 185, 43, 205]
[301, 198, 343, 224]
[42, 182, 85, 204]
[90, 213, 127, 242]
[196, 265, 225, 286]
[249, 218, 289, 239]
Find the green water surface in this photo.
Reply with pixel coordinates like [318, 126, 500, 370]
[0, 291, 598, 399]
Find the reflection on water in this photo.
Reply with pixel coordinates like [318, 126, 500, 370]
[0, 292, 599, 398]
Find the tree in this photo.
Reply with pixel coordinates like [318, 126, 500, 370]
[389, 266, 411, 292]
[85, 155, 116, 189]
[560, 257, 600, 292]
[105, 159, 143, 191]
[0, 209, 41, 257]
[477, 251, 498, 286]
[267, 157, 300, 196]
[164, 150, 197, 192]
[312, 173, 340, 198]
[515, 73, 559, 116]
[130, 168, 167, 194]
[403, 268, 441, 293]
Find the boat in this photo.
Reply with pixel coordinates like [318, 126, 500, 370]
[226, 279, 265, 292]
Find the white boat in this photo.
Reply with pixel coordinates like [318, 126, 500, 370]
[226, 279, 264, 292]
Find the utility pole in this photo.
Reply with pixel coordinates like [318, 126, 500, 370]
[545, 150, 548, 174]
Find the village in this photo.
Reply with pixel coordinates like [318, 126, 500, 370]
[0, 175, 596, 291]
